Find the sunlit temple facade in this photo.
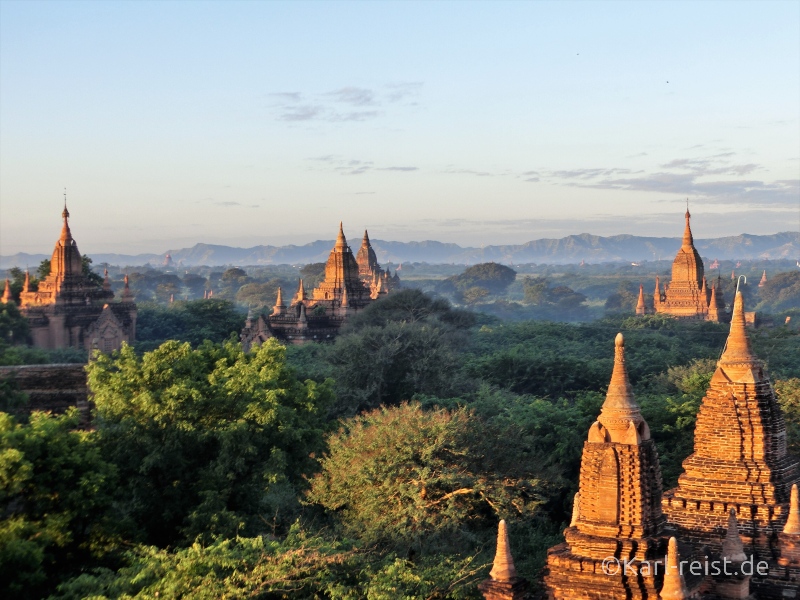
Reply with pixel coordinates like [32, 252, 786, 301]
[2, 204, 137, 352]
[478, 292, 800, 599]
[240, 224, 399, 347]
[637, 210, 728, 323]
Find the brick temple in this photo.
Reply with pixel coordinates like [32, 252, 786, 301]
[639, 209, 728, 322]
[479, 291, 800, 599]
[240, 224, 398, 347]
[2, 203, 136, 352]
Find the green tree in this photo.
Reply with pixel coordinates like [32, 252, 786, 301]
[81, 256, 104, 287]
[0, 409, 118, 600]
[307, 402, 545, 555]
[134, 299, 246, 350]
[300, 262, 326, 289]
[522, 277, 548, 305]
[37, 259, 51, 280]
[87, 338, 333, 546]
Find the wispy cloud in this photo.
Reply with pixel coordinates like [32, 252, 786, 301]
[326, 87, 377, 106]
[541, 152, 797, 206]
[307, 156, 418, 176]
[269, 82, 423, 122]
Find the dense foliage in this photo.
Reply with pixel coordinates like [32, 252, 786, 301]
[1, 278, 800, 597]
[88, 339, 333, 546]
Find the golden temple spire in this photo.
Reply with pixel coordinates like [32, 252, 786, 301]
[660, 537, 689, 600]
[23, 270, 30, 293]
[102, 268, 111, 291]
[60, 191, 73, 243]
[784, 484, 800, 534]
[296, 279, 305, 302]
[1, 279, 11, 304]
[363, 229, 370, 244]
[718, 291, 757, 369]
[335, 221, 347, 250]
[682, 203, 693, 248]
[275, 286, 284, 307]
[598, 334, 643, 436]
[488, 520, 518, 581]
[636, 283, 646, 315]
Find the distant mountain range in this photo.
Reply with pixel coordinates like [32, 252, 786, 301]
[2, 232, 798, 269]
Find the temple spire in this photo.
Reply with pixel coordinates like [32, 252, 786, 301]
[22, 270, 30, 293]
[598, 333, 644, 439]
[60, 194, 73, 243]
[722, 509, 747, 562]
[102, 268, 111, 291]
[718, 291, 757, 369]
[488, 520, 517, 581]
[785, 484, 800, 534]
[660, 537, 689, 600]
[636, 283, 646, 315]
[1, 279, 11, 304]
[335, 221, 347, 250]
[363, 229, 370, 244]
[682, 204, 693, 248]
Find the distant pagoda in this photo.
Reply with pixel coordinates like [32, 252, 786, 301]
[647, 209, 728, 322]
[12, 202, 136, 352]
[240, 223, 399, 347]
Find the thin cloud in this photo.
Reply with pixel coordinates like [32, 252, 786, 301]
[378, 166, 418, 172]
[386, 82, 423, 102]
[326, 87, 377, 106]
[279, 105, 324, 121]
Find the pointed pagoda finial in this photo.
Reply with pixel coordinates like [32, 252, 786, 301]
[722, 508, 747, 562]
[488, 520, 518, 581]
[784, 484, 800, 534]
[276, 286, 284, 306]
[718, 291, 757, 369]
[682, 203, 693, 247]
[636, 283, 646, 314]
[363, 229, 370, 244]
[598, 334, 645, 441]
[1, 279, 11, 304]
[569, 492, 581, 527]
[759, 270, 768, 287]
[335, 222, 347, 250]
[60, 191, 73, 242]
[296, 278, 306, 301]
[654, 275, 661, 300]
[660, 537, 689, 600]
[102, 268, 111, 291]
[22, 270, 30, 293]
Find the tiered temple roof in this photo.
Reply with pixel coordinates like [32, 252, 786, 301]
[649, 210, 728, 322]
[663, 291, 800, 589]
[545, 333, 669, 599]
[240, 223, 398, 347]
[14, 203, 136, 352]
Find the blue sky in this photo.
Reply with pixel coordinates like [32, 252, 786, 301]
[1, 0, 798, 254]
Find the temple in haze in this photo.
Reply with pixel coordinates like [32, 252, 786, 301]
[240, 224, 399, 347]
[1, 203, 137, 352]
[478, 291, 800, 599]
[637, 209, 728, 322]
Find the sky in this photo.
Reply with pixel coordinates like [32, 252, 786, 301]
[1, 0, 798, 255]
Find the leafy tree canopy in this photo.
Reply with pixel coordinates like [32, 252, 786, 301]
[88, 338, 334, 546]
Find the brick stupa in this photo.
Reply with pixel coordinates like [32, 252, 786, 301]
[240, 223, 399, 347]
[545, 333, 669, 599]
[663, 290, 800, 595]
[651, 209, 727, 322]
[14, 203, 136, 352]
